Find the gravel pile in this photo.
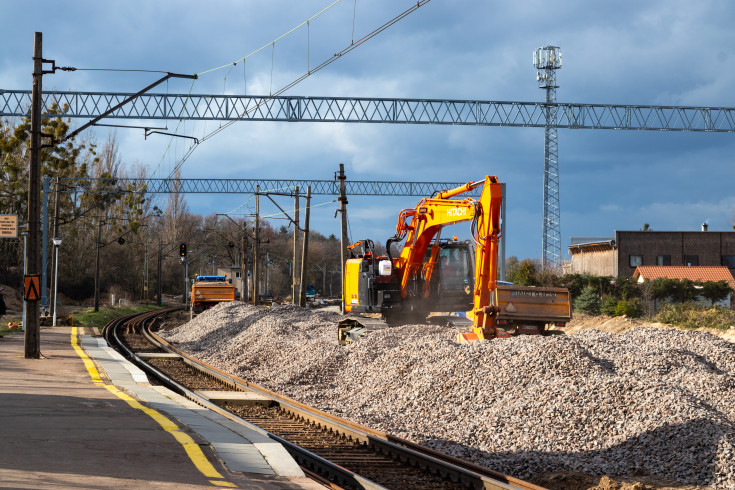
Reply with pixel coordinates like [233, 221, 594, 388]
[161, 302, 735, 488]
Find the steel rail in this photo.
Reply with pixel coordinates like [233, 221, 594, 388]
[106, 309, 386, 490]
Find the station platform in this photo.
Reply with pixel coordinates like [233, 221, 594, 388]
[0, 326, 322, 489]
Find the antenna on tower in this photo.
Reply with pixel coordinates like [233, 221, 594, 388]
[533, 45, 562, 271]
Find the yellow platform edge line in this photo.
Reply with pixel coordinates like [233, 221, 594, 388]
[70, 327, 235, 486]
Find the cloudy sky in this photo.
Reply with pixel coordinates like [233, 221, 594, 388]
[2, 0, 734, 261]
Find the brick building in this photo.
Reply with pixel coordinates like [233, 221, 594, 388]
[567, 228, 735, 278]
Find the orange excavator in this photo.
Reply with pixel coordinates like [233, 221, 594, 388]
[340, 175, 503, 343]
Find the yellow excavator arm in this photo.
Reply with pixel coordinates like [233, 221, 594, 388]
[389, 176, 503, 342]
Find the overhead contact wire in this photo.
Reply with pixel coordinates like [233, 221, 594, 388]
[158, 1, 345, 180]
[163, 0, 430, 178]
[196, 0, 431, 145]
[196, 0, 344, 76]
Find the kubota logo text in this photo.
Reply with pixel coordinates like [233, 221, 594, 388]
[447, 208, 467, 217]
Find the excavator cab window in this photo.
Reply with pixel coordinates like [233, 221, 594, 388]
[439, 247, 471, 291]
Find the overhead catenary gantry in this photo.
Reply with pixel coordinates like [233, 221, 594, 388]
[52, 177, 484, 196]
[2, 91, 734, 131]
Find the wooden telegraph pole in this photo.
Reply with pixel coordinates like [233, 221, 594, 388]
[25, 32, 43, 359]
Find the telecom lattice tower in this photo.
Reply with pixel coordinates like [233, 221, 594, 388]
[534, 45, 562, 270]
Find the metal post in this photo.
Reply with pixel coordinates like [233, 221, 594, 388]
[322, 262, 326, 297]
[52, 242, 59, 326]
[292, 186, 299, 303]
[265, 252, 270, 299]
[338, 164, 348, 313]
[183, 259, 188, 306]
[94, 220, 102, 312]
[240, 229, 246, 301]
[144, 239, 149, 302]
[299, 186, 311, 307]
[41, 177, 49, 314]
[50, 177, 60, 321]
[25, 32, 42, 359]
[253, 185, 260, 305]
[22, 230, 27, 331]
[499, 182, 506, 281]
[157, 240, 162, 306]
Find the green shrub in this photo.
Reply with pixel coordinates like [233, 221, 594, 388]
[614, 298, 643, 318]
[654, 302, 735, 330]
[600, 295, 618, 316]
[574, 286, 601, 315]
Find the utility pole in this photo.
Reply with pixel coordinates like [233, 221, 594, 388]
[299, 186, 311, 307]
[292, 186, 299, 303]
[337, 164, 348, 313]
[25, 32, 42, 358]
[252, 185, 259, 305]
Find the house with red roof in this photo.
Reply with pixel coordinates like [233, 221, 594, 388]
[566, 228, 735, 279]
[632, 265, 735, 308]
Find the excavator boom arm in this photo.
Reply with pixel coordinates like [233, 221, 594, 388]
[391, 176, 503, 340]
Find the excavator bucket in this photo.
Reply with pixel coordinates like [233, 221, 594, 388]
[457, 331, 482, 343]
[456, 325, 512, 343]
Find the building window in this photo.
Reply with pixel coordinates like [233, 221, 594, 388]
[629, 255, 643, 267]
[684, 255, 699, 266]
[656, 255, 671, 266]
[722, 255, 735, 268]
[235, 271, 241, 278]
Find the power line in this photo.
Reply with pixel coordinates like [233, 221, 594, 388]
[197, 0, 345, 76]
[163, 0, 431, 180]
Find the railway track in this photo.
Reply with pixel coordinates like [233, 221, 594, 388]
[102, 308, 545, 490]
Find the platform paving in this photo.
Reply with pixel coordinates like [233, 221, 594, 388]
[0, 326, 322, 489]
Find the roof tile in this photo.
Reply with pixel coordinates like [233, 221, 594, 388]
[632, 266, 735, 289]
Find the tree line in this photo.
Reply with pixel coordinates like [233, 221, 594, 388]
[0, 111, 344, 307]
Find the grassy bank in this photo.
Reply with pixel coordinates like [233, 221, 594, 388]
[71, 304, 165, 332]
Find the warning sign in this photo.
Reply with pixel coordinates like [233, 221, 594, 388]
[0, 215, 18, 239]
[24, 274, 40, 301]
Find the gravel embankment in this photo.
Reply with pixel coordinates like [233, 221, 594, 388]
[160, 302, 735, 489]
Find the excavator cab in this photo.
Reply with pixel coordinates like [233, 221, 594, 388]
[428, 240, 474, 312]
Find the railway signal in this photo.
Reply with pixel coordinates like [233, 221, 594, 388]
[179, 242, 187, 258]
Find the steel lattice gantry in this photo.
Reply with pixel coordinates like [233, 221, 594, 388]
[56, 177, 482, 196]
[1, 91, 735, 131]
